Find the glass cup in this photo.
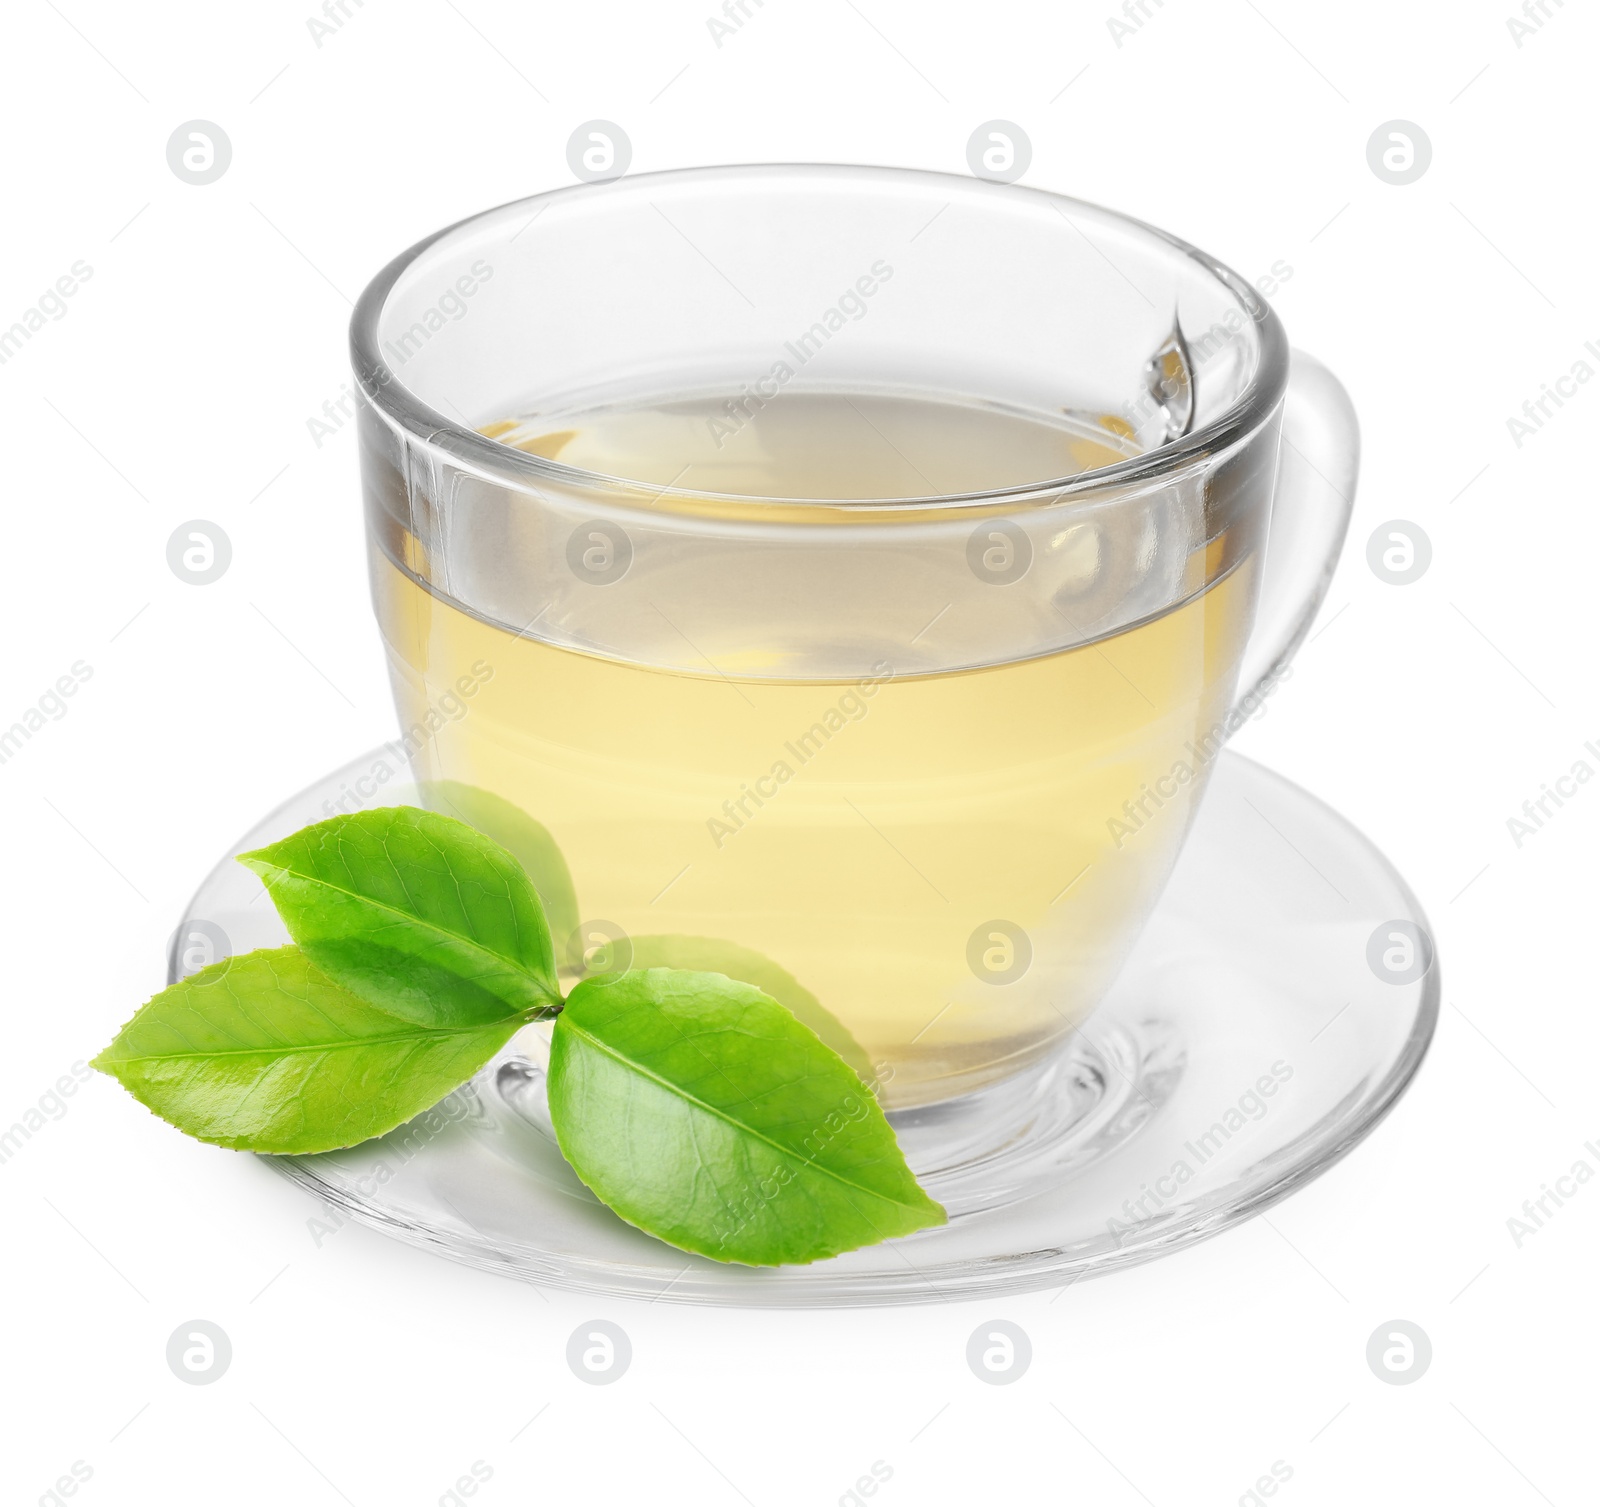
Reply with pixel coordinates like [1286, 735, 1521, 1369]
[349, 164, 1356, 1125]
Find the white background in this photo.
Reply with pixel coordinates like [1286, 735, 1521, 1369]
[2, 0, 1595, 1502]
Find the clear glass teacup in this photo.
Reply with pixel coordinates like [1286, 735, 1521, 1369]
[350, 164, 1356, 1116]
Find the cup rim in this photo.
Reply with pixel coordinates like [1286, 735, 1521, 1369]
[349, 163, 1290, 513]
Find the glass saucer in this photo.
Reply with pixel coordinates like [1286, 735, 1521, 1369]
[172, 746, 1437, 1307]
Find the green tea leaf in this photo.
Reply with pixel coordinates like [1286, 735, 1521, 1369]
[547, 969, 943, 1265]
[239, 806, 558, 1027]
[625, 935, 875, 1085]
[93, 947, 520, 1154]
[418, 781, 581, 946]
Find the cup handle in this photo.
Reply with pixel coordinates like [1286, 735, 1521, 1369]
[1231, 348, 1359, 711]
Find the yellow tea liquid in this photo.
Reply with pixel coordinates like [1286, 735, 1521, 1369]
[373, 391, 1254, 1107]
